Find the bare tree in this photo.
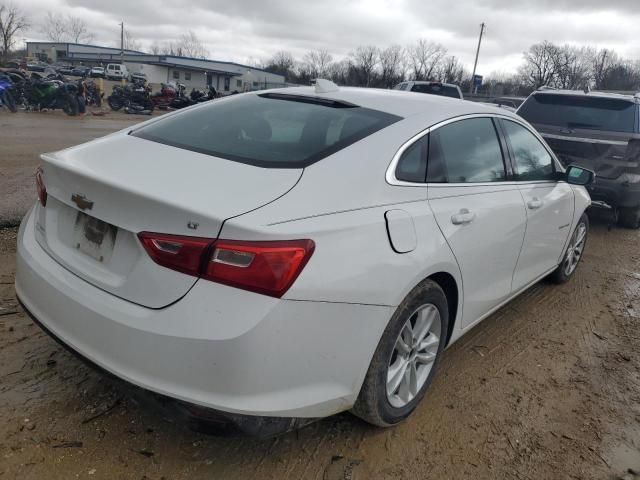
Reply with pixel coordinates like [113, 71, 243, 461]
[519, 41, 562, 88]
[350, 45, 379, 86]
[41, 11, 66, 42]
[327, 58, 350, 85]
[122, 29, 140, 51]
[407, 39, 447, 80]
[378, 45, 405, 88]
[595, 58, 640, 91]
[439, 55, 464, 84]
[303, 49, 333, 78]
[555, 45, 593, 90]
[264, 50, 295, 80]
[177, 30, 208, 59]
[67, 15, 93, 43]
[0, 3, 28, 62]
[592, 48, 618, 90]
[41, 12, 93, 44]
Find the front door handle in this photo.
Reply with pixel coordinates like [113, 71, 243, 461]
[527, 197, 543, 209]
[451, 208, 475, 225]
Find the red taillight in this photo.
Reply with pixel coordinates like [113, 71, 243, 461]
[138, 233, 314, 298]
[204, 239, 315, 298]
[35, 167, 47, 207]
[138, 232, 213, 276]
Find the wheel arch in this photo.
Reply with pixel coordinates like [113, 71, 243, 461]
[427, 271, 459, 347]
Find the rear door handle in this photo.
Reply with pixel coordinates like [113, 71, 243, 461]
[527, 197, 543, 210]
[451, 208, 475, 225]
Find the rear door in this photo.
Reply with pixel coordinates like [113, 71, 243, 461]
[427, 117, 527, 328]
[499, 119, 574, 291]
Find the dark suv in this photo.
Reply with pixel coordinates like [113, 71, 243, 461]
[518, 89, 640, 228]
[393, 81, 464, 100]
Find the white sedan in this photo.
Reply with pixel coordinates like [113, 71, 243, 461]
[15, 81, 593, 435]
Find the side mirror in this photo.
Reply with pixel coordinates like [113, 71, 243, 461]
[566, 165, 595, 186]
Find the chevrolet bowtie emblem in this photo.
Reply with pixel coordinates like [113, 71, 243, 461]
[71, 194, 94, 211]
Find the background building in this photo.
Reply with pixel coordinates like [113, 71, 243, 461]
[26, 42, 286, 93]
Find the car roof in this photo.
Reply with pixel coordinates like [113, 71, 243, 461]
[532, 89, 639, 104]
[261, 86, 514, 120]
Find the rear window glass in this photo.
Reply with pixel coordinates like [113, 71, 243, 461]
[518, 94, 636, 133]
[132, 93, 401, 168]
[411, 84, 461, 99]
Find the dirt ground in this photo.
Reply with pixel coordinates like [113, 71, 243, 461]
[1, 211, 639, 480]
[0, 109, 164, 226]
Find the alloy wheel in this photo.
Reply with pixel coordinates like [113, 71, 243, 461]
[386, 303, 441, 408]
[563, 221, 587, 277]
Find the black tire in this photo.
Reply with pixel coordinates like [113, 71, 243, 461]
[2, 90, 17, 113]
[617, 207, 640, 229]
[77, 95, 86, 114]
[143, 98, 154, 112]
[107, 96, 123, 111]
[550, 212, 589, 284]
[62, 94, 78, 116]
[94, 94, 102, 108]
[352, 279, 449, 427]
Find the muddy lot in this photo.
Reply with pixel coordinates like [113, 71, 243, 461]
[0, 110, 163, 226]
[0, 215, 639, 479]
[1, 111, 640, 478]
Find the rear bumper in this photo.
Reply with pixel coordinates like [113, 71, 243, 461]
[17, 299, 317, 437]
[587, 177, 640, 209]
[16, 207, 392, 419]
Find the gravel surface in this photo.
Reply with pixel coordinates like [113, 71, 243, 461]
[0, 109, 161, 227]
[1, 213, 639, 479]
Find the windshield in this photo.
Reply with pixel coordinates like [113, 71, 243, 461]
[411, 84, 461, 99]
[132, 93, 401, 168]
[518, 94, 637, 133]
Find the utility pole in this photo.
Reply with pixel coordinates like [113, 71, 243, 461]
[469, 22, 485, 96]
[120, 22, 124, 64]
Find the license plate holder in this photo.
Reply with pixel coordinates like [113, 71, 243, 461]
[73, 212, 117, 262]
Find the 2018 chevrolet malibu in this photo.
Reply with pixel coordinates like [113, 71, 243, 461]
[15, 80, 594, 435]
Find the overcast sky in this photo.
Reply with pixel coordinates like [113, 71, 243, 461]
[17, 0, 640, 75]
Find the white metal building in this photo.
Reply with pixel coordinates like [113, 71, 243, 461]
[26, 42, 286, 93]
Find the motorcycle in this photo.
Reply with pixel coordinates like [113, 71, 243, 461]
[190, 85, 217, 103]
[108, 79, 154, 113]
[22, 72, 79, 116]
[78, 78, 103, 108]
[149, 83, 177, 110]
[169, 83, 196, 109]
[0, 73, 17, 112]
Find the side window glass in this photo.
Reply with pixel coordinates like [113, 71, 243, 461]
[428, 118, 506, 183]
[502, 120, 555, 181]
[395, 137, 427, 183]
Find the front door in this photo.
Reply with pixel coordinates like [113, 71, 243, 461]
[499, 119, 575, 290]
[427, 117, 527, 328]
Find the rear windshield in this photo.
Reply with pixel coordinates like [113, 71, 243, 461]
[132, 93, 401, 168]
[518, 94, 637, 133]
[411, 84, 461, 99]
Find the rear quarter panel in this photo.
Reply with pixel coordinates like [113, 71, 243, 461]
[222, 200, 461, 308]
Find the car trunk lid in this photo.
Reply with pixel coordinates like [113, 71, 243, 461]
[35, 133, 302, 308]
